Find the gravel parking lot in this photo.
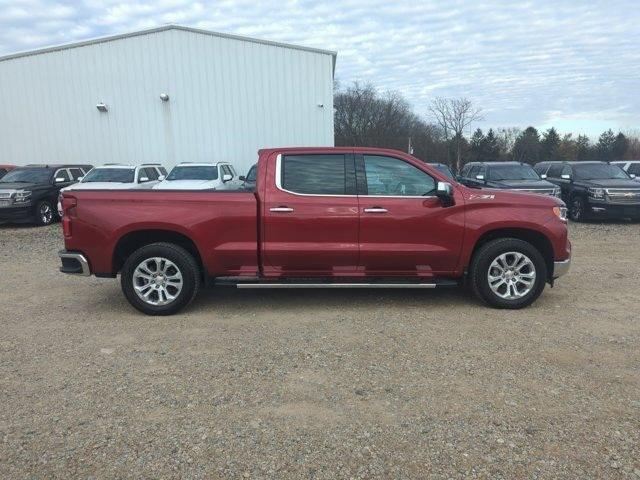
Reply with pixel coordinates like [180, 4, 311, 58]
[1, 221, 639, 479]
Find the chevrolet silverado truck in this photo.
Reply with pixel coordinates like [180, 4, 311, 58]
[58, 147, 571, 315]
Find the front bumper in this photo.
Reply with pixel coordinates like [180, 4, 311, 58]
[59, 250, 91, 276]
[587, 200, 640, 219]
[0, 204, 33, 222]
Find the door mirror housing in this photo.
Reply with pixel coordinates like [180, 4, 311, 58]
[239, 175, 246, 181]
[540, 174, 547, 179]
[630, 173, 637, 179]
[475, 174, 485, 181]
[158, 175, 165, 181]
[436, 181, 455, 207]
[54, 177, 66, 183]
[139, 176, 149, 183]
[560, 174, 571, 181]
[222, 174, 233, 182]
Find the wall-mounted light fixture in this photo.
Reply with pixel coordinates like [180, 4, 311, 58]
[96, 103, 108, 112]
[160, 93, 170, 102]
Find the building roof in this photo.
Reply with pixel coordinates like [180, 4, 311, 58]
[0, 24, 338, 71]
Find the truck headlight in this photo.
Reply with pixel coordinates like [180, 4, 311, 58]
[553, 206, 568, 222]
[14, 190, 32, 203]
[588, 187, 605, 199]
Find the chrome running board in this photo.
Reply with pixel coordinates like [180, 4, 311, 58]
[237, 283, 437, 289]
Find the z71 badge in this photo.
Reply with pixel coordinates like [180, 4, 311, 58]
[469, 193, 495, 200]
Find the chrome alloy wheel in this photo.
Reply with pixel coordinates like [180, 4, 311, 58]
[133, 257, 183, 306]
[40, 203, 53, 224]
[487, 252, 536, 300]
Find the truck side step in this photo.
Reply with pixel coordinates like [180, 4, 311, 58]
[237, 283, 437, 289]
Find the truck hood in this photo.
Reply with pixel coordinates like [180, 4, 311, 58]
[486, 179, 557, 190]
[573, 178, 640, 188]
[463, 184, 564, 207]
[154, 180, 217, 190]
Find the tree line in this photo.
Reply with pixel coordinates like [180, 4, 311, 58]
[334, 82, 640, 172]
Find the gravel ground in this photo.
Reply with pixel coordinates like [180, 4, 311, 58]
[1, 221, 639, 479]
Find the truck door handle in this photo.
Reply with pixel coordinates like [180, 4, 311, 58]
[363, 207, 388, 213]
[270, 206, 294, 213]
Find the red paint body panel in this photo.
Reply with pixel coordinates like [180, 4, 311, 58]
[62, 147, 570, 280]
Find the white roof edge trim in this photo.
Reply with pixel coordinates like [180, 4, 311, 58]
[0, 24, 338, 70]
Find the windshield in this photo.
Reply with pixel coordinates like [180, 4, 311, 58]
[0, 168, 51, 184]
[167, 166, 218, 181]
[573, 163, 630, 180]
[82, 168, 135, 183]
[433, 164, 455, 179]
[489, 164, 540, 181]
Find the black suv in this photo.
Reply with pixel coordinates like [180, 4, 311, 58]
[535, 161, 640, 221]
[459, 161, 560, 197]
[0, 164, 92, 225]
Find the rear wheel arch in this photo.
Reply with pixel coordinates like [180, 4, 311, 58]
[112, 229, 204, 278]
[468, 228, 555, 280]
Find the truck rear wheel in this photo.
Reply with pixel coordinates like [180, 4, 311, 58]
[469, 238, 547, 309]
[121, 242, 200, 315]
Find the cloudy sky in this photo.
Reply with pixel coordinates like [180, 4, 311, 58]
[1, 0, 638, 136]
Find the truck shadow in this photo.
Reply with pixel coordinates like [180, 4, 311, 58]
[191, 285, 479, 313]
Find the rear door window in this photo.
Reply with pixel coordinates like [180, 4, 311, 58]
[281, 154, 348, 195]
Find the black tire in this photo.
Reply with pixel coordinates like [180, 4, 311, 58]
[34, 200, 55, 226]
[569, 196, 586, 222]
[120, 242, 200, 315]
[469, 238, 547, 309]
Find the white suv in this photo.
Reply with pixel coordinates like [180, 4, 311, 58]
[611, 161, 640, 182]
[57, 164, 167, 215]
[154, 162, 243, 190]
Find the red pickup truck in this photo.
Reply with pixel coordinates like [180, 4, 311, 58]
[58, 147, 571, 315]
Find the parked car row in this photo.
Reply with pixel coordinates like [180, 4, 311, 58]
[456, 160, 639, 222]
[1, 161, 254, 226]
[0, 164, 92, 225]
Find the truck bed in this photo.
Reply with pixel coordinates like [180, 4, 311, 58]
[62, 189, 259, 277]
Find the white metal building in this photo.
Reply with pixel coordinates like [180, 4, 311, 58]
[0, 25, 336, 175]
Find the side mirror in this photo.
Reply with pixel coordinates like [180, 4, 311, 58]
[222, 174, 233, 182]
[139, 176, 149, 183]
[158, 175, 165, 181]
[436, 181, 455, 207]
[560, 174, 571, 180]
[239, 175, 246, 182]
[55, 177, 66, 183]
[540, 174, 547, 179]
[475, 174, 485, 181]
[630, 173, 637, 179]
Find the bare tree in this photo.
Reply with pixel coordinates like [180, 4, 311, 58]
[429, 97, 482, 172]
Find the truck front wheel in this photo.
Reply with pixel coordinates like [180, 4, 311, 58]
[469, 238, 547, 309]
[121, 242, 200, 315]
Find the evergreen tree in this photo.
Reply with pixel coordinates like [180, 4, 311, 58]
[612, 132, 628, 160]
[576, 135, 591, 161]
[597, 129, 616, 160]
[512, 127, 541, 165]
[470, 128, 485, 162]
[483, 128, 500, 161]
[541, 127, 561, 161]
